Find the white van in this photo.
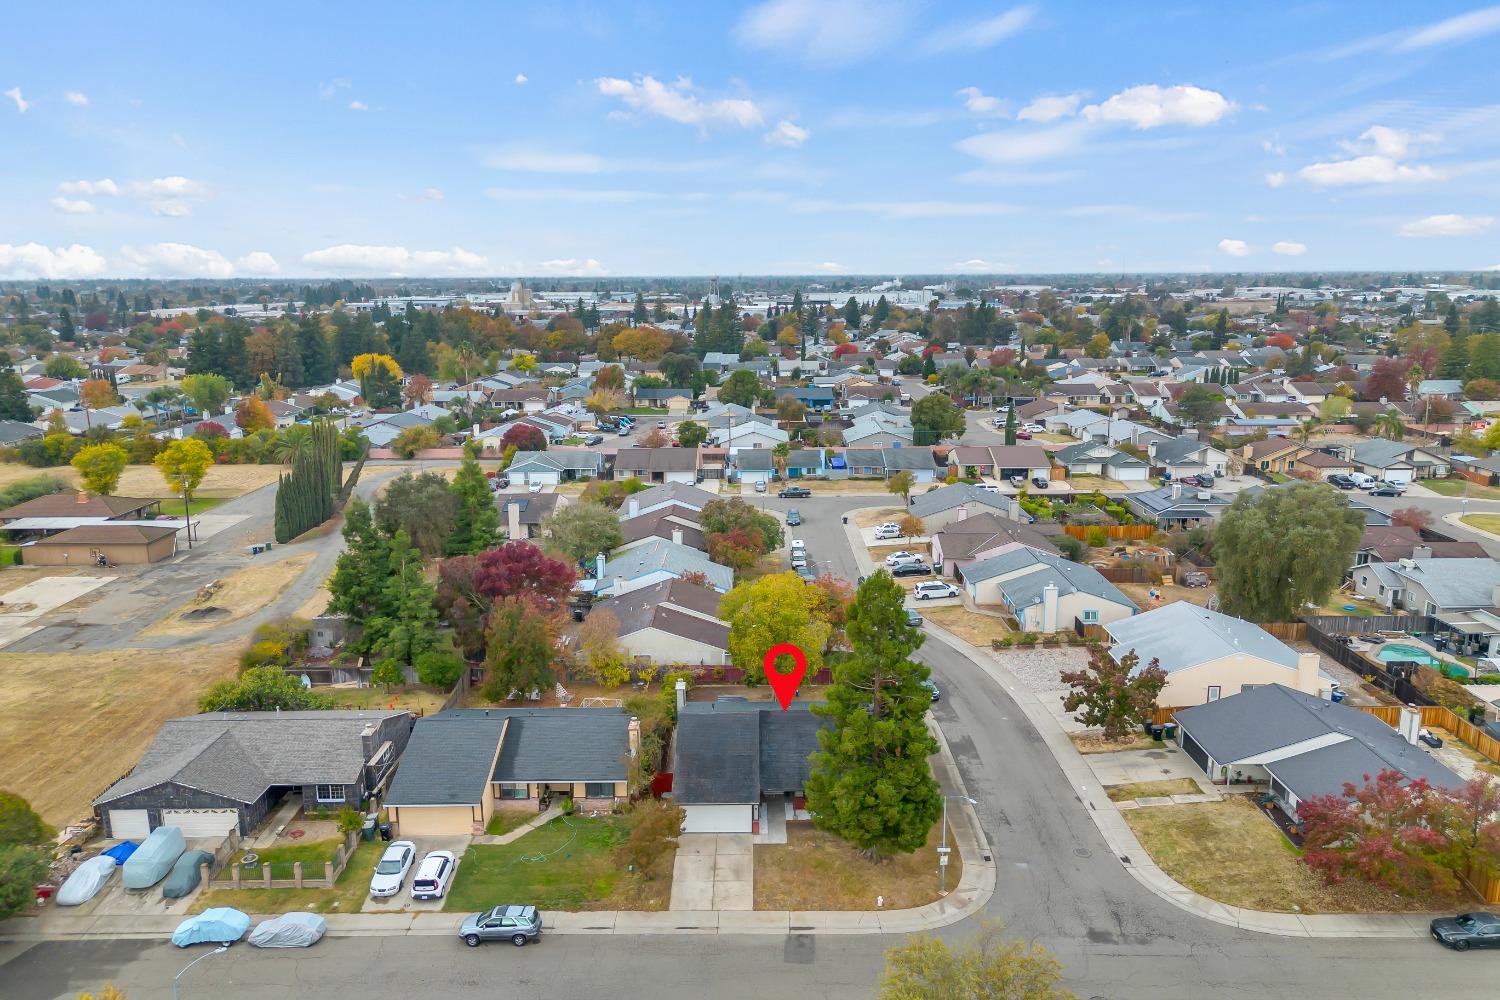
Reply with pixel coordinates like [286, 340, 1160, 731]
[1348, 472, 1377, 489]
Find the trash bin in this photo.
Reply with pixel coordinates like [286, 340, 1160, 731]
[1160, 722, 1178, 741]
[378, 823, 391, 842]
[1146, 723, 1164, 740]
[361, 815, 377, 842]
[1330, 689, 1346, 703]
[842, 515, 848, 525]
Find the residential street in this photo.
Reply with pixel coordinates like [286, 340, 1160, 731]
[5, 490, 1498, 999]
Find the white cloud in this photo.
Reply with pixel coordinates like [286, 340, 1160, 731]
[920, 5, 1036, 54]
[736, 0, 910, 65]
[1298, 155, 1441, 187]
[349, 100, 369, 111]
[5, 87, 30, 113]
[764, 120, 810, 147]
[595, 75, 762, 129]
[0, 242, 108, 279]
[536, 257, 608, 277]
[1261, 138, 1285, 156]
[950, 258, 1011, 272]
[1265, 171, 1288, 188]
[1398, 213, 1496, 238]
[485, 187, 663, 204]
[50, 197, 95, 214]
[484, 145, 725, 175]
[1082, 84, 1234, 129]
[1394, 5, 1500, 51]
[59, 178, 120, 196]
[418, 187, 444, 201]
[63, 91, 88, 107]
[150, 200, 191, 217]
[514, 73, 528, 85]
[956, 119, 1092, 164]
[118, 242, 235, 278]
[957, 87, 1006, 116]
[1217, 238, 1251, 257]
[301, 244, 490, 276]
[1272, 241, 1307, 256]
[1350, 125, 1412, 158]
[235, 251, 281, 274]
[318, 78, 350, 99]
[1017, 93, 1082, 123]
[811, 261, 847, 273]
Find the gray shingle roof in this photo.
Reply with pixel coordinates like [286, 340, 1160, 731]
[965, 545, 1136, 611]
[385, 714, 506, 806]
[1379, 557, 1500, 610]
[672, 701, 829, 804]
[97, 711, 408, 806]
[1105, 603, 1296, 674]
[602, 536, 733, 592]
[909, 483, 1013, 518]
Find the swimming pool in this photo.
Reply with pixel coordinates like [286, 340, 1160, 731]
[1374, 643, 1440, 666]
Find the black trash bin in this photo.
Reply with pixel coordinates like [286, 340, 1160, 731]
[842, 515, 848, 525]
[378, 823, 391, 842]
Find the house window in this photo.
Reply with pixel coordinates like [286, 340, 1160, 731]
[497, 783, 529, 800]
[583, 782, 615, 798]
[1206, 686, 1221, 702]
[1081, 609, 1100, 624]
[313, 784, 344, 803]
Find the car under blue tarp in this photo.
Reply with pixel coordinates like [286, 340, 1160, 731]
[172, 907, 250, 947]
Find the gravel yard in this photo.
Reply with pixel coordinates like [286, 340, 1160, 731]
[997, 646, 1091, 692]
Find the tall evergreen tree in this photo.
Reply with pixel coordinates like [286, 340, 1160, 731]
[0, 356, 32, 421]
[297, 315, 336, 385]
[631, 292, 648, 325]
[805, 572, 942, 857]
[328, 498, 392, 649]
[447, 444, 499, 555]
[843, 296, 861, 331]
[1004, 404, 1017, 446]
[57, 307, 76, 342]
[218, 322, 253, 388]
[871, 295, 890, 328]
[368, 528, 441, 666]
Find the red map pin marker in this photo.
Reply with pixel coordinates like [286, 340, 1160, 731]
[763, 643, 808, 711]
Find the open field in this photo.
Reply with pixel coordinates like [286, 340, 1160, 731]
[141, 552, 316, 637]
[1124, 796, 1459, 913]
[854, 506, 906, 529]
[0, 462, 284, 498]
[754, 820, 956, 910]
[0, 643, 239, 827]
[1105, 779, 1202, 801]
[328, 684, 451, 717]
[922, 606, 1011, 646]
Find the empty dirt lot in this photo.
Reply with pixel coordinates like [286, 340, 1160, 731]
[0, 643, 238, 827]
[0, 462, 284, 499]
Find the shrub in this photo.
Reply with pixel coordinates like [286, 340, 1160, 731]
[239, 639, 289, 672]
[1085, 527, 1109, 548]
[659, 671, 693, 721]
[336, 808, 364, 836]
[711, 667, 726, 682]
[1017, 632, 1040, 647]
[634, 661, 660, 685]
[561, 797, 575, 816]
[370, 658, 406, 688]
[415, 650, 465, 688]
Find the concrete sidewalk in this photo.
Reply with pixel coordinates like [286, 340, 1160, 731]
[919, 618, 1440, 939]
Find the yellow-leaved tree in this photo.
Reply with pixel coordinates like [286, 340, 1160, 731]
[350, 353, 402, 382]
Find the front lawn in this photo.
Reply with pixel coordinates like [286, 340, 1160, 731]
[1105, 779, 1201, 802]
[1426, 479, 1500, 500]
[240, 837, 344, 879]
[190, 840, 384, 914]
[329, 684, 451, 716]
[854, 507, 907, 529]
[1070, 732, 1166, 755]
[1461, 514, 1500, 536]
[754, 820, 958, 910]
[444, 816, 671, 912]
[155, 496, 225, 516]
[1123, 796, 1457, 913]
[485, 809, 535, 838]
[922, 606, 1011, 647]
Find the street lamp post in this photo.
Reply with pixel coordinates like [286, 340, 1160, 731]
[939, 794, 977, 895]
[181, 475, 193, 549]
[173, 944, 228, 1000]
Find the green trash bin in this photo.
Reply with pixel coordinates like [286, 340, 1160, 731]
[361, 814, 377, 842]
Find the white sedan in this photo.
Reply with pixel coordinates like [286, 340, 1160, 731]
[874, 522, 903, 539]
[885, 551, 922, 566]
[369, 841, 416, 898]
[1022, 422, 1046, 433]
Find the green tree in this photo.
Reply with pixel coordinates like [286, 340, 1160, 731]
[180, 372, 231, 418]
[701, 497, 783, 552]
[542, 500, 622, 564]
[843, 296, 862, 331]
[391, 425, 440, 459]
[44, 354, 86, 379]
[415, 650, 465, 688]
[199, 665, 335, 712]
[71, 442, 128, 495]
[879, 922, 1076, 1000]
[1176, 385, 1224, 429]
[370, 658, 406, 689]
[375, 471, 457, 558]
[805, 571, 941, 857]
[676, 420, 707, 448]
[887, 470, 914, 502]
[328, 498, 392, 644]
[367, 529, 442, 665]
[0, 355, 32, 421]
[719, 572, 831, 683]
[481, 597, 556, 700]
[1004, 405, 1017, 446]
[0, 791, 51, 846]
[1060, 647, 1168, 740]
[447, 446, 499, 555]
[911, 394, 966, 445]
[1214, 482, 1363, 622]
[154, 437, 214, 500]
[717, 369, 761, 408]
[0, 844, 48, 921]
[297, 315, 336, 385]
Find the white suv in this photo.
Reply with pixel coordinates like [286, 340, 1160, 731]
[411, 850, 457, 900]
[369, 840, 416, 898]
[913, 581, 959, 600]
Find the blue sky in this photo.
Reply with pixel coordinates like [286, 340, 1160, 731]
[3, 1, 1499, 279]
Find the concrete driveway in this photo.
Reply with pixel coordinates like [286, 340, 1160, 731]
[668, 833, 752, 911]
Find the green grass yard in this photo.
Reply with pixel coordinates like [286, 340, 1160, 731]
[1425, 479, 1500, 500]
[156, 496, 226, 516]
[1461, 514, 1500, 536]
[238, 837, 343, 880]
[190, 840, 383, 915]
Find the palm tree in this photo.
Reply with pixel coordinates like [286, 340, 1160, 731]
[1374, 410, 1406, 441]
[1296, 418, 1316, 446]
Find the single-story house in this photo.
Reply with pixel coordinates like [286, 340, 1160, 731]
[613, 448, 701, 485]
[1172, 685, 1462, 813]
[495, 493, 561, 540]
[1354, 525, 1487, 567]
[598, 536, 733, 596]
[960, 543, 1136, 633]
[502, 450, 605, 486]
[947, 445, 1051, 480]
[671, 698, 830, 834]
[1052, 441, 1149, 481]
[1352, 557, 1500, 622]
[1104, 603, 1334, 707]
[1148, 437, 1230, 479]
[783, 448, 827, 479]
[0, 493, 160, 524]
[1125, 483, 1234, 528]
[487, 387, 552, 412]
[908, 483, 1019, 531]
[385, 708, 633, 837]
[844, 412, 915, 449]
[592, 578, 729, 666]
[928, 511, 1057, 577]
[95, 710, 412, 840]
[711, 421, 789, 454]
[1348, 440, 1450, 484]
[732, 448, 776, 487]
[22, 522, 181, 565]
[622, 483, 717, 517]
[619, 503, 705, 552]
[775, 386, 836, 412]
[1289, 449, 1356, 480]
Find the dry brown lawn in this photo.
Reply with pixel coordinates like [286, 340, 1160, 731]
[870, 543, 923, 561]
[141, 552, 316, 636]
[1118, 580, 1215, 609]
[1105, 779, 1202, 802]
[921, 606, 1011, 646]
[804, 479, 903, 495]
[854, 506, 907, 528]
[328, 684, 450, 716]
[754, 820, 958, 910]
[1070, 732, 1166, 754]
[0, 644, 238, 827]
[1124, 796, 1459, 913]
[293, 569, 333, 619]
[0, 462, 284, 499]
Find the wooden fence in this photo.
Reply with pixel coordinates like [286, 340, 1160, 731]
[1258, 622, 1308, 641]
[1356, 704, 1500, 764]
[1096, 564, 1156, 584]
[205, 830, 360, 891]
[1063, 523, 1156, 542]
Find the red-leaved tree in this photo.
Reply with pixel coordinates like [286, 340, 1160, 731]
[435, 541, 576, 655]
[1298, 770, 1459, 897]
[831, 342, 858, 358]
[501, 423, 547, 452]
[1363, 358, 1410, 402]
[707, 527, 764, 572]
[1391, 506, 1433, 532]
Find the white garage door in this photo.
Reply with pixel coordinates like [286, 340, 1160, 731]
[108, 809, 150, 840]
[162, 808, 238, 839]
[681, 804, 753, 834]
[1384, 468, 1414, 485]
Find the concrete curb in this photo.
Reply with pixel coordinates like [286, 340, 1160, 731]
[919, 619, 1435, 939]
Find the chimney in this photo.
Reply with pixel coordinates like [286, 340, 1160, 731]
[1412, 545, 1432, 561]
[507, 502, 522, 541]
[627, 716, 641, 758]
[1008, 498, 1022, 521]
[595, 551, 607, 580]
[77, 490, 88, 504]
[1295, 651, 1320, 694]
[675, 678, 687, 712]
[627, 498, 640, 518]
[1171, 482, 1182, 501]
[671, 528, 684, 546]
[1398, 704, 1422, 745]
[1041, 582, 1059, 634]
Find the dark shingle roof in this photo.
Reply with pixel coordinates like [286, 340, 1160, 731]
[672, 700, 829, 804]
[385, 714, 506, 806]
